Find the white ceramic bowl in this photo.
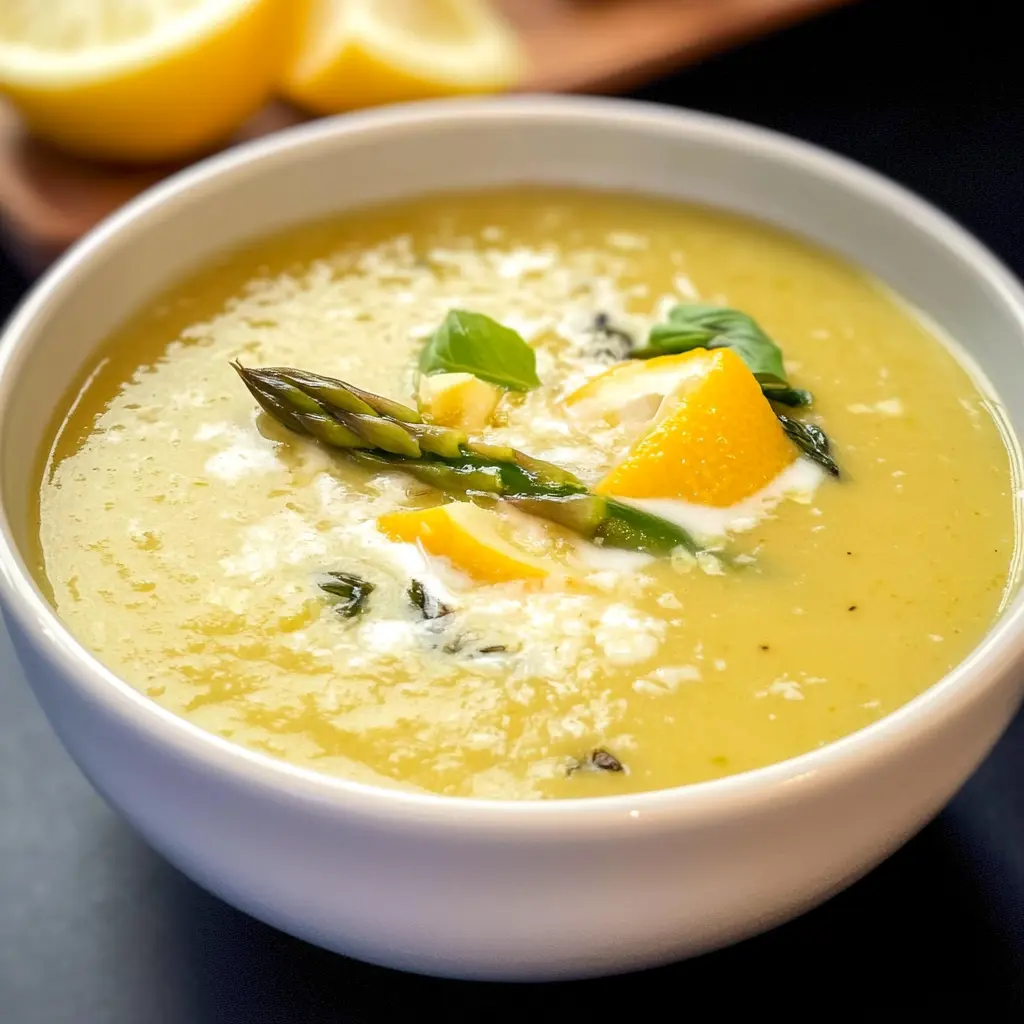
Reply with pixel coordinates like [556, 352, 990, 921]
[2, 96, 1024, 982]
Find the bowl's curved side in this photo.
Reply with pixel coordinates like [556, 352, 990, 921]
[2, 96, 1024, 978]
[7, 601, 1020, 979]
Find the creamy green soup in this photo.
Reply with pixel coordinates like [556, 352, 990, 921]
[35, 188, 1020, 799]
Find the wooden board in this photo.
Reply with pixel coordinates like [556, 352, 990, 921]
[0, 0, 852, 274]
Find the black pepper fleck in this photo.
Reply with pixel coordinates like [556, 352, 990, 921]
[759, 644, 770, 651]
[566, 748, 625, 776]
[590, 749, 624, 772]
[848, 605, 857, 611]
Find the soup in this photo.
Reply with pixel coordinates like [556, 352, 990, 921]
[35, 189, 1020, 799]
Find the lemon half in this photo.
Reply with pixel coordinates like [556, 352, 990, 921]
[281, 0, 525, 115]
[0, 0, 287, 162]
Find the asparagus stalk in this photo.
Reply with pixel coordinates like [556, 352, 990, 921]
[232, 362, 702, 557]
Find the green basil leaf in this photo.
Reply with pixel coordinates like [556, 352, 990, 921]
[418, 309, 541, 392]
[639, 303, 809, 400]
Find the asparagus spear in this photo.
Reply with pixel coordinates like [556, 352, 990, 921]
[232, 361, 702, 557]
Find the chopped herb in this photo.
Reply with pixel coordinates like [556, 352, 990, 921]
[318, 571, 374, 618]
[567, 748, 625, 776]
[588, 312, 635, 361]
[408, 579, 452, 620]
[777, 414, 840, 477]
[418, 309, 541, 391]
[441, 634, 509, 656]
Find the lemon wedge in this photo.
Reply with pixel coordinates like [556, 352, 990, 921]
[418, 372, 503, 429]
[563, 352, 717, 426]
[281, 0, 524, 115]
[377, 502, 555, 584]
[0, 0, 286, 162]
[596, 348, 796, 507]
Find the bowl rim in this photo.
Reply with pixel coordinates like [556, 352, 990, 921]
[3, 93, 1024, 832]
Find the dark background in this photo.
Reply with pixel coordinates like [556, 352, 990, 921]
[2, 0, 1022, 1018]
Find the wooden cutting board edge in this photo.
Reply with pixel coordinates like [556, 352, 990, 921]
[0, 0, 853, 274]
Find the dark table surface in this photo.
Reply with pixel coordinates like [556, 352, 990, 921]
[2, 0, 1023, 1018]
